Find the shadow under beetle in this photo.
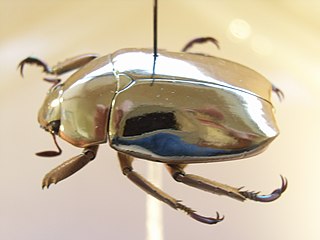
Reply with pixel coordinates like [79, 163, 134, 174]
[19, 36, 287, 224]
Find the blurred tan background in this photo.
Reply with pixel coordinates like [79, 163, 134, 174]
[1, 0, 319, 239]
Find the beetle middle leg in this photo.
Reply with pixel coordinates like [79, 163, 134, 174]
[118, 152, 223, 224]
[42, 145, 99, 188]
[166, 164, 287, 203]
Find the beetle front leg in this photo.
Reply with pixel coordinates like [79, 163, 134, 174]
[42, 145, 99, 188]
[166, 164, 287, 202]
[118, 152, 223, 224]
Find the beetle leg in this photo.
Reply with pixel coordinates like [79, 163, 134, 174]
[272, 84, 285, 101]
[239, 175, 288, 202]
[166, 164, 246, 201]
[166, 164, 287, 203]
[181, 37, 285, 102]
[118, 152, 223, 224]
[182, 37, 220, 52]
[50, 54, 99, 75]
[18, 57, 52, 77]
[18, 53, 99, 77]
[42, 145, 99, 188]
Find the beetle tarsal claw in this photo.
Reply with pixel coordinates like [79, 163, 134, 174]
[18, 57, 52, 77]
[175, 203, 223, 224]
[239, 176, 288, 202]
[272, 84, 285, 101]
[189, 210, 224, 225]
[42, 177, 56, 189]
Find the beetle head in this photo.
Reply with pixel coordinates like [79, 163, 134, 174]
[37, 84, 63, 156]
[38, 84, 62, 128]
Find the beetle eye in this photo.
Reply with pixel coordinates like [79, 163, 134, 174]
[48, 120, 61, 134]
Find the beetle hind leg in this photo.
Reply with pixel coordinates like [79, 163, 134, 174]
[166, 164, 246, 201]
[166, 164, 287, 203]
[118, 152, 223, 224]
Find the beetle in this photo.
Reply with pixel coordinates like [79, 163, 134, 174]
[19, 36, 287, 224]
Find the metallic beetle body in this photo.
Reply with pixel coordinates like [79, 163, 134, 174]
[41, 48, 278, 163]
[21, 45, 286, 224]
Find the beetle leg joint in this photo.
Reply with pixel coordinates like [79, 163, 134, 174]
[83, 149, 96, 160]
[173, 172, 185, 182]
[122, 166, 133, 176]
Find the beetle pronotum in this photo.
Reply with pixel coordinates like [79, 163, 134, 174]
[19, 0, 286, 224]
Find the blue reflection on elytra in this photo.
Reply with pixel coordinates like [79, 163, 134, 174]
[113, 132, 233, 157]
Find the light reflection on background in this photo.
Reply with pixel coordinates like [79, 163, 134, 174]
[229, 18, 252, 40]
[0, 0, 319, 240]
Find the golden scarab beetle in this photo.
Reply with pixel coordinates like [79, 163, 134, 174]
[19, 37, 287, 224]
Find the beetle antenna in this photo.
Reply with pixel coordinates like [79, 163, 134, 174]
[36, 133, 62, 157]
